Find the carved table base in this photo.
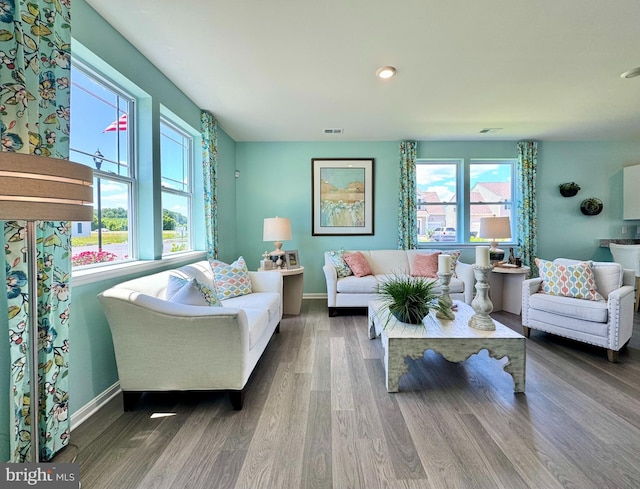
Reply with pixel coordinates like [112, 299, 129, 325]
[369, 300, 526, 394]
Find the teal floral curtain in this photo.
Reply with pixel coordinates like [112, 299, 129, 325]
[517, 141, 538, 274]
[398, 141, 417, 249]
[1, 0, 72, 461]
[201, 111, 218, 261]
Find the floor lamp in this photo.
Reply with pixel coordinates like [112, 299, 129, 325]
[0, 153, 93, 462]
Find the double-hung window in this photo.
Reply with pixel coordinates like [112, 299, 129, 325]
[160, 119, 193, 254]
[69, 63, 135, 267]
[416, 159, 516, 245]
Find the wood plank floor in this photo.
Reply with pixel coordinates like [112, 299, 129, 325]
[54, 299, 640, 488]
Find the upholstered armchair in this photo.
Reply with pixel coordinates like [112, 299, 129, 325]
[522, 258, 635, 362]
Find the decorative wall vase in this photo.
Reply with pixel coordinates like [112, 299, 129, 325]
[580, 197, 603, 216]
[559, 182, 580, 197]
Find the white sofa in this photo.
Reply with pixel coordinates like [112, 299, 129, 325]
[522, 258, 635, 362]
[98, 261, 283, 410]
[323, 249, 475, 316]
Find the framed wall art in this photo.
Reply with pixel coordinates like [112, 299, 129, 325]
[311, 158, 374, 236]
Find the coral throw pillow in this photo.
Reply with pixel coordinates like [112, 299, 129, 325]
[412, 252, 441, 278]
[344, 252, 372, 277]
[209, 256, 253, 300]
[535, 258, 604, 301]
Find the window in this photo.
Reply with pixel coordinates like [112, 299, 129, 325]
[160, 119, 193, 254]
[69, 63, 135, 267]
[416, 159, 516, 244]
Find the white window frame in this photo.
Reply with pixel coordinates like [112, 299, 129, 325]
[69, 60, 137, 268]
[416, 158, 517, 246]
[160, 117, 194, 255]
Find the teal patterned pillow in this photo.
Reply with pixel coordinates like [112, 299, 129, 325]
[327, 249, 353, 278]
[209, 256, 253, 300]
[167, 275, 222, 306]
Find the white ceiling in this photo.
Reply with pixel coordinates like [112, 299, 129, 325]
[86, 0, 640, 142]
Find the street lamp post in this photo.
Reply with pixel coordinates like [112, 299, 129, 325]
[93, 149, 104, 251]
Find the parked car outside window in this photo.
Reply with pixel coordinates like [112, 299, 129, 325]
[432, 227, 456, 242]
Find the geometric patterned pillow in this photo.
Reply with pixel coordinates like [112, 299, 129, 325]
[209, 256, 253, 300]
[535, 258, 604, 301]
[166, 275, 223, 306]
[327, 249, 353, 278]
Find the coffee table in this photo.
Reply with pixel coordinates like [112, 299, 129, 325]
[368, 300, 526, 393]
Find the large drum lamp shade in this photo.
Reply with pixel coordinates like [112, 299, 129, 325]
[0, 153, 94, 221]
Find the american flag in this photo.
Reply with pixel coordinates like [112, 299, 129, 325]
[103, 113, 127, 132]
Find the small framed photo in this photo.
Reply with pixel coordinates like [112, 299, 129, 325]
[285, 250, 300, 269]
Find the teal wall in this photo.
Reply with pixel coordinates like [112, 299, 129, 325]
[536, 141, 640, 261]
[235, 140, 520, 294]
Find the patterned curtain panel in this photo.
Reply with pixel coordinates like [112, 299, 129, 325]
[1, 0, 72, 461]
[398, 141, 417, 249]
[517, 141, 538, 275]
[201, 111, 218, 261]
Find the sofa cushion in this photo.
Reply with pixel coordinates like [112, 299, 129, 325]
[167, 276, 222, 307]
[337, 275, 379, 294]
[327, 249, 354, 278]
[210, 256, 253, 300]
[411, 252, 440, 278]
[241, 308, 270, 349]
[222, 292, 281, 325]
[367, 250, 409, 275]
[536, 258, 604, 301]
[529, 293, 609, 323]
[344, 251, 373, 277]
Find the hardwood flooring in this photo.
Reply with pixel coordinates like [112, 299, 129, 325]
[54, 299, 640, 488]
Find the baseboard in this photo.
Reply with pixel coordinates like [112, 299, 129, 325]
[303, 293, 326, 299]
[71, 382, 121, 431]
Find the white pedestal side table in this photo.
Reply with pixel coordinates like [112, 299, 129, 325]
[489, 265, 531, 314]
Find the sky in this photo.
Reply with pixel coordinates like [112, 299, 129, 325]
[69, 67, 189, 218]
[416, 160, 513, 201]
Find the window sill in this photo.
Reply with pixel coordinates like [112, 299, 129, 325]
[72, 250, 207, 287]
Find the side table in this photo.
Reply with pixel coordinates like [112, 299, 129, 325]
[262, 266, 304, 315]
[489, 265, 531, 314]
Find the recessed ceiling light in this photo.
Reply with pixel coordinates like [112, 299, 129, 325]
[620, 66, 640, 79]
[479, 128, 503, 134]
[376, 66, 396, 79]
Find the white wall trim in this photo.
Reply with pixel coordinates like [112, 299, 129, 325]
[303, 293, 327, 299]
[71, 382, 121, 431]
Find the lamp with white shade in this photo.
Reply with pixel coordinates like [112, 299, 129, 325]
[263, 216, 292, 268]
[0, 153, 93, 462]
[478, 216, 511, 262]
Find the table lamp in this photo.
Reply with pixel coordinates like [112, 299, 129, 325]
[0, 153, 93, 462]
[263, 216, 291, 268]
[478, 216, 511, 262]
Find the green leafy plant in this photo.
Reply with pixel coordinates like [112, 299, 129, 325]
[377, 274, 443, 325]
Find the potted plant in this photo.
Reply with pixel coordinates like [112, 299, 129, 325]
[559, 182, 580, 197]
[377, 274, 444, 325]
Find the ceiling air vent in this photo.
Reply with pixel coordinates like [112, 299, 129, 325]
[323, 128, 344, 134]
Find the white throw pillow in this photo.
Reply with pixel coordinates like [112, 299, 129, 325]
[167, 275, 222, 306]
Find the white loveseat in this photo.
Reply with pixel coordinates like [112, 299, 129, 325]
[323, 249, 475, 316]
[98, 261, 283, 410]
[522, 258, 635, 362]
